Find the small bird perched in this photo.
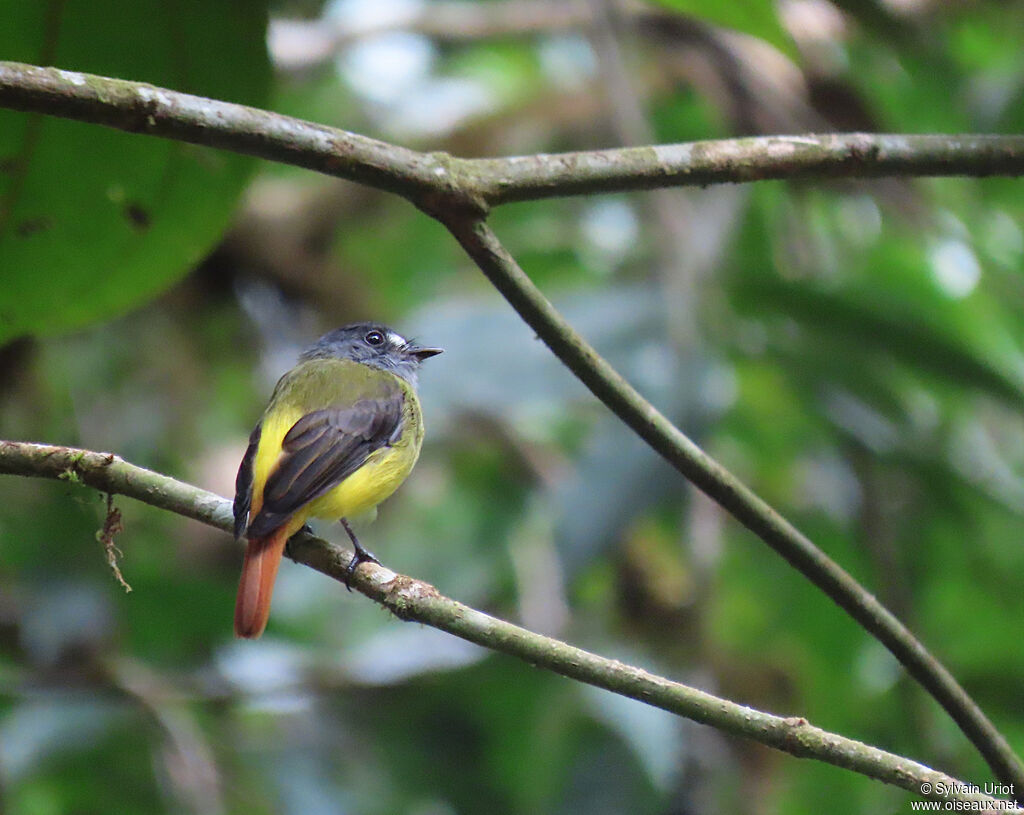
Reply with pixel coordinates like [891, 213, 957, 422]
[232, 322, 442, 639]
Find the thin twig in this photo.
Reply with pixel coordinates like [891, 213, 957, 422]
[98, 492, 131, 593]
[0, 439, 1015, 810]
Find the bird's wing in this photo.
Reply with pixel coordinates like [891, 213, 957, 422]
[233, 422, 263, 539]
[244, 395, 404, 538]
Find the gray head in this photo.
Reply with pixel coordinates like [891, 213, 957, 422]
[299, 322, 442, 386]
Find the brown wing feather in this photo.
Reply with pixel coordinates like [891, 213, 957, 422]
[233, 422, 262, 539]
[246, 396, 403, 538]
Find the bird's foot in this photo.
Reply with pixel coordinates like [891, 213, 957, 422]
[341, 518, 380, 590]
[285, 524, 315, 562]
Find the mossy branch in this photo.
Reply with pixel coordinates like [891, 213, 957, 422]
[2, 61, 1023, 214]
[0, 439, 1017, 811]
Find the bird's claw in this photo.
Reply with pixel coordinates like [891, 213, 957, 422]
[341, 518, 380, 591]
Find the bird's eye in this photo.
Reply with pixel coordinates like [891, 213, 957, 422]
[364, 330, 385, 346]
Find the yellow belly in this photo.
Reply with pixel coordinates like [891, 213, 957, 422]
[304, 442, 420, 521]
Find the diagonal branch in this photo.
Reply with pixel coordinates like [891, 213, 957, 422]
[438, 216, 1024, 795]
[0, 439, 1015, 811]
[0, 60, 1020, 791]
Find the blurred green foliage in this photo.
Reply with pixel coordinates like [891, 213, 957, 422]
[0, 0, 270, 344]
[1, 1, 1023, 814]
[647, 0, 796, 60]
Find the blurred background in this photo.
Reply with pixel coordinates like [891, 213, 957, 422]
[1, 0, 1024, 813]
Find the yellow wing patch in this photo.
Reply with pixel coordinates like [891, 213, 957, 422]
[249, 405, 304, 522]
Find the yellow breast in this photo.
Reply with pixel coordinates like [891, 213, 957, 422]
[305, 440, 421, 521]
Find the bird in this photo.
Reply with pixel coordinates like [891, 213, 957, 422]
[232, 322, 442, 638]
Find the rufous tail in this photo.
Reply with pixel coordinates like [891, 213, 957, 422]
[234, 526, 290, 639]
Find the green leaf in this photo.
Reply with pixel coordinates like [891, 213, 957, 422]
[0, 0, 270, 344]
[646, 0, 797, 61]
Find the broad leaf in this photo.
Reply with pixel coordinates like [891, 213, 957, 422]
[0, 0, 270, 344]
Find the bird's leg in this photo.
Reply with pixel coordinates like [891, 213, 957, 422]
[284, 524, 315, 562]
[341, 518, 380, 589]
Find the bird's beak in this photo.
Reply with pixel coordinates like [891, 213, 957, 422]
[407, 345, 443, 361]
